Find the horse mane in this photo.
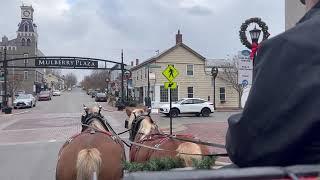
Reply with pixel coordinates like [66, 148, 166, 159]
[90, 118, 108, 132]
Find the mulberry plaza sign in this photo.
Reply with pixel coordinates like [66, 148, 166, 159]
[35, 58, 98, 68]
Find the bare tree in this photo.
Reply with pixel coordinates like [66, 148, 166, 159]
[65, 73, 78, 88]
[81, 70, 110, 91]
[218, 60, 245, 108]
[7, 74, 23, 104]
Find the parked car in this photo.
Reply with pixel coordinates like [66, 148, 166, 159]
[91, 91, 97, 98]
[159, 98, 214, 117]
[13, 94, 36, 109]
[53, 90, 61, 96]
[67, 88, 72, 91]
[38, 91, 52, 101]
[87, 89, 93, 95]
[15, 90, 26, 97]
[95, 93, 107, 102]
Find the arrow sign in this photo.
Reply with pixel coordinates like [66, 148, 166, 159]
[164, 82, 177, 90]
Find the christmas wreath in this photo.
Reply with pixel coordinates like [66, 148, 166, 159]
[239, 17, 270, 49]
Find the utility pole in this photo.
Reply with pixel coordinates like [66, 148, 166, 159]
[3, 46, 8, 108]
[121, 49, 124, 103]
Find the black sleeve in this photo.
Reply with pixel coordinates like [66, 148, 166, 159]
[225, 35, 320, 167]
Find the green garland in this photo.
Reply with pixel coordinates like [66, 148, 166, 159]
[239, 17, 270, 49]
[123, 157, 217, 172]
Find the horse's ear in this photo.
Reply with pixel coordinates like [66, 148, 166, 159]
[126, 107, 133, 117]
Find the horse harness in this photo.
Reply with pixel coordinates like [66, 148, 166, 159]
[61, 112, 122, 151]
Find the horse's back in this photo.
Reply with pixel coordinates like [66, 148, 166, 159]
[56, 132, 124, 180]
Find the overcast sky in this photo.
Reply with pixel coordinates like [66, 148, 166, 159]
[0, 0, 285, 81]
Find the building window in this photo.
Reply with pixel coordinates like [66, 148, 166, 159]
[24, 53, 28, 64]
[187, 64, 194, 76]
[187, 87, 193, 98]
[24, 71, 28, 80]
[171, 86, 179, 102]
[24, 24, 29, 32]
[160, 86, 168, 102]
[136, 72, 139, 80]
[145, 68, 148, 78]
[140, 69, 142, 79]
[21, 38, 26, 46]
[27, 39, 31, 46]
[220, 87, 226, 102]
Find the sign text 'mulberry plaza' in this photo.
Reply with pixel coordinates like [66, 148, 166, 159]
[35, 58, 98, 68]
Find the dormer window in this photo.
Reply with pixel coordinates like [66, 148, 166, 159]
[27, 39, 31, 46]
[21, 38, 26, 46]
[24, 24, 29, 32]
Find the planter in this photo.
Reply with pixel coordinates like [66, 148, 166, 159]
[3, 107, 12, 114]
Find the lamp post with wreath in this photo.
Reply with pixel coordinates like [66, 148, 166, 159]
[239, 17, 270, 67]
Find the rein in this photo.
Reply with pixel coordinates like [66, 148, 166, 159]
[124, 114, 228, 157]
[126, 140, 229, 157]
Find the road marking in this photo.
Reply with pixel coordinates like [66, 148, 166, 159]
[48, 139, 57, 142]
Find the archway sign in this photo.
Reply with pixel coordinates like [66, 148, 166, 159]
[0, 55, 130, 109]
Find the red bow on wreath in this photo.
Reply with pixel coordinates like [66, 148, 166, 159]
[250, 42, 259, 60]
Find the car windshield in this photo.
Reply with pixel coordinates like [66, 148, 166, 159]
[176, 99, 186, 104]
[96, 93, 106, 97]
[16, 95, 29, 99]
[40, 91, 49, 95]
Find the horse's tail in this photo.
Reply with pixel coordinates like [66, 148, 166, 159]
[176, 142, 202, 167]
[76, 148, 102, 180]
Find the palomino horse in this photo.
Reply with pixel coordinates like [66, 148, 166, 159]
[125, 107, 210, 166]
[56, 105, 125, 180]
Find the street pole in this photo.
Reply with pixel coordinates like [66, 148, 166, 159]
[169, 88, 172, 135]
[147, 66, 150, 98]
[213, 77, 216, 110]
[3, 46, 8, 108]
[121, 49, 124, 103]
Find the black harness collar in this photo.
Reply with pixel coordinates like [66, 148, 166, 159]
[127, 113, 153, 142]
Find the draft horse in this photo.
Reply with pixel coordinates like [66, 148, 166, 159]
[125, 107, 210, 166]
[56, 105, 125, 180]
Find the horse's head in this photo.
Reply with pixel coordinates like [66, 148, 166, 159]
[125, 107, 157, 141]
[82, 104, 108, 132]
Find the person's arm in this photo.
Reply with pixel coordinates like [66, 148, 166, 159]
[226, 35, 318, 167]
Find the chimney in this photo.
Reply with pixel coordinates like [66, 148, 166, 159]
[176, 30, 182, 44]
[131, 61, 134, 66]
[136, 59, 139, 66]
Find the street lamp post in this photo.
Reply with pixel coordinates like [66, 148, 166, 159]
[3, 46, 8, 108]
[249, 26, 262, 66]
[211, 67, 218, 110]
[145, 64, 161, 108]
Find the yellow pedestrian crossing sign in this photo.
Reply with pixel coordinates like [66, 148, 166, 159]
[164, 82, 177, 90]
[162, 65, 179, 82]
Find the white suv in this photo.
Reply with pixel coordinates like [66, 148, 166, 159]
[159, 98, 214, 117]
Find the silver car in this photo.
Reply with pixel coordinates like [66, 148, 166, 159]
[13, 94, 37, 109]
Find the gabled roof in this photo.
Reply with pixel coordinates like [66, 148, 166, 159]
[130, 43, 206, 71]
[18, 19, 36, 32]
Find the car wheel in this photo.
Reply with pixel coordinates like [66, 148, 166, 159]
[170, 109, 179, 118]
[30, 102, 33, 108]
[14, 107, 17, 109]
[201, 108, 211, 117]
[33, 103, 36, 107]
